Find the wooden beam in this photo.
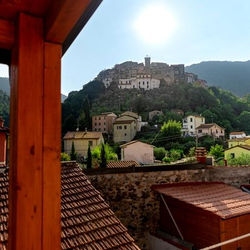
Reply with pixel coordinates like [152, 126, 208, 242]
[45, 0, 91, 44]
[0, 18, 15, 50]
[42, 42, 61, 249]
[9, 13, 44, 250]
[8, 13, 61, 250]
[62, 0, 102, 54]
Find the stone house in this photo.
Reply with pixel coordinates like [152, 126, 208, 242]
[225, 145, 250, 160]
[120, 140, 154, 164]
[113, 116, 137, 143]
[182, 115, 205, 136]
[92, 112, 117, 134]
[63, 131, 104, 157]
[196, 123, 225, 138]
[148, 110, 163, 121]
[0, 117, 8, 166]
[229, 131, 246, 140]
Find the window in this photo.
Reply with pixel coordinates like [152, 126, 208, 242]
[89, 141, 93, 146]
[104, 122, 106, 125]
[198, 129, 202, 133]
[99, 117, 101, 120]
[104, 128, 106, 131]
[190, 118, 193, 122]
[190, 125, 193, 129]
[230, 153, 235, 159]
[216, 129, 218, 134]
[95, 123, 97, 126]
[124, 125, 127, 129]
[99, 123, 101, 126]
[124, 133, 127, 136]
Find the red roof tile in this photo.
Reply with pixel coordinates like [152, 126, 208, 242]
[0, 165, 140, 250]
[152, 182, 250, 219]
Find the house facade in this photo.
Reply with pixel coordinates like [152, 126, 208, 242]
[120, 141, 154, 164]
[229, 131, 246, 140]
[63, 131, 104, 157]
[196, 123, 225, 138]
[228, 137, 250, 148]
[182, 115, 205, 136]
[113, 116, 137, 143]
[92, 112, 117, 134]
[120, 111, 142, 132]
[118, 74, 160, 90]
[225, 145, 250, 160]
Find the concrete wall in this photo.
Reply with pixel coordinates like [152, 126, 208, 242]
[86, 166, 250, 249]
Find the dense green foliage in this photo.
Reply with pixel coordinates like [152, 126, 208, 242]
[154, 147, 167, 161]
[60, 152, 70, 161]
[209, 144, 224, 160]
[161, 120, 182, 137]
[63, 80, 250, 137]
[0, 90, 10, 126]
[227, 154, 250, 166]
[186, 61, 250, 97]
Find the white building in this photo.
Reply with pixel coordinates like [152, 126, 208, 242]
[118, 74, 160, 90]
[182, 115, 205, 136]
[229, 132, 246, 140]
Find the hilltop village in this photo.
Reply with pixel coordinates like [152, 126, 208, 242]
[96, 56, 207, 89]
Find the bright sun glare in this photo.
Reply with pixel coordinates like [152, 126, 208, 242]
[133, 4, 177, 46]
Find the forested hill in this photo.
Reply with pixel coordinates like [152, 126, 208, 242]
[62, 80, 250, 135]
[186, 61, 250, 97]
[0, 77, 10, 95]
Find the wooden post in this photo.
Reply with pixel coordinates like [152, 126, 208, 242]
[8, 13, 61, 250]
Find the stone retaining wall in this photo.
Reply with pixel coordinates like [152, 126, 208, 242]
[86, 166, 250, 249]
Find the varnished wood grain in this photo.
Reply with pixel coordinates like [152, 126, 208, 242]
[0, 18, 14, 49]
[43, 42, 61, 249]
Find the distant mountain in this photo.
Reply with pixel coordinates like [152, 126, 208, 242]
[0, 77, 10, 95]
[186, 61, 250, 97]
[0, 77, 67, 102]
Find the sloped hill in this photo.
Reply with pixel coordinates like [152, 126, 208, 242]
[186, 61, 250, 97]
[0, 77, 9, 95]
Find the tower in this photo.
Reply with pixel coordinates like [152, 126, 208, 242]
[144, 55, 151, 69]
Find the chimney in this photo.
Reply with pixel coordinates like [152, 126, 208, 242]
[0, 117, 4, 128]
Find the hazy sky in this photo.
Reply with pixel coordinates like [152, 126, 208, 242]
[1, 0, 250, 94]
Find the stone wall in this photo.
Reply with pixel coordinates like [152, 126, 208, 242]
[86, 166, 250, 249]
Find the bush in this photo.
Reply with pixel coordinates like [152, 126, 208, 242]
[162, 156, 171, 163]
[61, 153, 70, 161]
[92, 143, 118, 164]
[154, 147, 167, 161]
[227, 154, 250, 166]
[209, 144, 224, 160]
[169, 149, 183, 162]
[188, 147, 196, 157]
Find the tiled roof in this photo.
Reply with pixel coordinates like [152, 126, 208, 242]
[107, 161, 140, 168]
[230, 131, 246, 135]
[0, 127, 9, 133]
[0, 165, 140, 250]
[114, 116, 136, 125]
[228, 137, 250, 142]
[120, 112, 139, 119]
[152, 182, 250, 219]
[63, 131, 103, 140]
[196, 123, 224, 130]
[225, 145, 250, 151]
[120, 140, 154, 148]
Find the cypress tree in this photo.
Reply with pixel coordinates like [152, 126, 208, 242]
[70, 141, 77, 161]
[87, 144, 92, 169]
[100, 143, 107, 168]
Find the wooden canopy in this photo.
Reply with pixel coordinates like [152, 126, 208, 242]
[0, 1, 102, 249]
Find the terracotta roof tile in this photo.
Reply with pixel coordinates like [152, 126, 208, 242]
[152, 182, 250, 219]
[63, 131, 103, 140]
[107, 161, 140, 168]
[0, 165, 140, 250]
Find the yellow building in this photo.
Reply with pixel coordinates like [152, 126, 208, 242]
[63, 131, 104, 157]
[228, 137, 250, 148]
[225, 145, 250, 160]
[113, 116, 137, 143]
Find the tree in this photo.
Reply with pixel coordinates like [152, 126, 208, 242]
[61, 153, 70, 161]
[160, 120, 182, 137]
[154, 147, 167, 161]
[70, 141, 77, 160]
[87, 144, 92, 169]
[209, 144, 224, 160]
[100, 143, 107, 168]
